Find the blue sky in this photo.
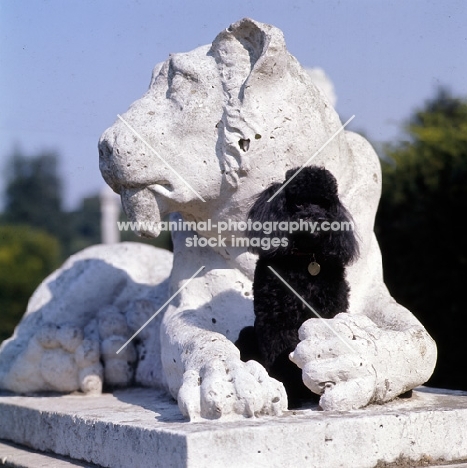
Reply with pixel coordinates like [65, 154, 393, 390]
[1, 0, 466, 209]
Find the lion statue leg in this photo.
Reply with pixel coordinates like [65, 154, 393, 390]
[0, 243, 172, 395]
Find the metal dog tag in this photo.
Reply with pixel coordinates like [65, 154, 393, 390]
[307, 261, 321, 276]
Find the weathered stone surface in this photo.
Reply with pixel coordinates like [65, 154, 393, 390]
[0, 243, 173, 395]
[1, 387, 467, 468]
[0, 440, 101, 467]
[306, 67, 337, 107]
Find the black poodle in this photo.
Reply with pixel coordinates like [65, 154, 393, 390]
[235, 166, 359, 408]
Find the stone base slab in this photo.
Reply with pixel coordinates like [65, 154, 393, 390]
[1, 387, 467, 468]
[0, 439, 101, 467]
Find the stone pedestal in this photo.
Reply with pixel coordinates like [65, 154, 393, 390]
[1, 387, 467, 468]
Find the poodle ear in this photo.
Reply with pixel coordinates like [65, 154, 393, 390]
[246, 182, 289, 256]
[247, 183, 285, 227]
[329, 205, 360, 265]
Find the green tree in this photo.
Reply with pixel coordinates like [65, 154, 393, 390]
[3, 149, 68, 244]
[0, 225, 61, 343]
[68, 195, 101, 254]
[375, 88, 467, 390]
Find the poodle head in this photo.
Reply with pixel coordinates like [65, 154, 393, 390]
[247, 165, 359, 263]
[283, 166, 339, 210]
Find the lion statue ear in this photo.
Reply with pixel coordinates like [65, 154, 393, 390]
[210, 18, 290, 188]
[211, 18, 287, 91]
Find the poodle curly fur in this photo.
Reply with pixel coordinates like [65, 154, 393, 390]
[236, 166, 359, 407]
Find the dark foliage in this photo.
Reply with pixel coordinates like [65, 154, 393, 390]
[375, 88, 467, 391]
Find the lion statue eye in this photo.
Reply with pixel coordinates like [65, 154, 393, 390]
[169, 71, 199, 103]
[168, 72, 187, 97]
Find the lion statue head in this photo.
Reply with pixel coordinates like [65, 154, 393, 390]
[98, 18, 374, 243]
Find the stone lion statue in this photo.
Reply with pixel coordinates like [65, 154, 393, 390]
[0, 18, 436, 420]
